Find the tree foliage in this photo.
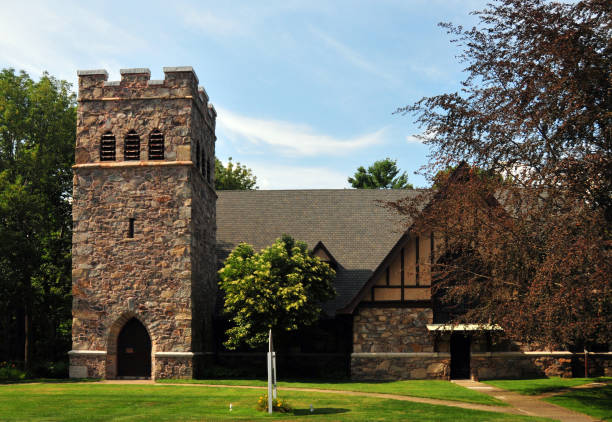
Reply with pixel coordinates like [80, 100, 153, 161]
[218, 235, 336, 349]
[215, 157, 258, 190]
[394, 0, 611, 349]
[348, 158, 414, 189]
[0, 69, 75, 368]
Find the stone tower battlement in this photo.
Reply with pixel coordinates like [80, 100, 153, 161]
[75, 67, 216, 168]
[70, 66, 217, 380]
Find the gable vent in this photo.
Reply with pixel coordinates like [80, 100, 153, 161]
[148, 131, 164, 160]
[100, 133, 116, 161]
[124, 131, 140, 161]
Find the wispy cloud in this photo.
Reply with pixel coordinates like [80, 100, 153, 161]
[309, 27, 398, 84]
[217, 107, 385, 157]
[0, 1, 148, 83]
[248, 162, 349, 190]
[406, 130, 436, 144]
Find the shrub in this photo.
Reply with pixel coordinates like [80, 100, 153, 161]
[256, 394, 292, 413]
[0, 362, 27, 381]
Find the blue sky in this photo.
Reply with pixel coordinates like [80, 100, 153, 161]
[0, 0, 484, 189]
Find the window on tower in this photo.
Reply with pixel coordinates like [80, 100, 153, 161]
[201, 147, 206, 179]
[196, 142, 201, 170]
[100, 132, 116, 161]
[124, 131, 140, 161]
[148, 130, 164, 160]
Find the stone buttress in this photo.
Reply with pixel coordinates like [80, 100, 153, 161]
[69, 67, 217, 379]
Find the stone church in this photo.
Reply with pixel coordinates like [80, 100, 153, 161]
[69, 67, 610, 380]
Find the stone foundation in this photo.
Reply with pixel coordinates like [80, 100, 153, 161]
[68, 352, 106, 378]
[351, 353, 449, 380]
[472, 352, 612, 379]
[154, 353, 194, 379]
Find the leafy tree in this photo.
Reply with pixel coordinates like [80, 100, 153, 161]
[215, 157, 258, 190]
[218, 235, 335, 349]
[0, 69, 75, 369]
[348, 158, 414, 189]
[394, 0, 611, 349]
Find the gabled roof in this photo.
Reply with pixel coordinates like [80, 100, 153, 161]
[312, 241, 340, 269]
[215, 189, 424, 315]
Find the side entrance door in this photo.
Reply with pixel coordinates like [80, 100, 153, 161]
[450, 333, 470, 379]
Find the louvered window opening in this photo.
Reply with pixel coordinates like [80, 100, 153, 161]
[148, 131, 164, 160]
[100, 134, 116, 161]
[124, 133, 140, 161]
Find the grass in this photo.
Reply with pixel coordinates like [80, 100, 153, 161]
[483, 377, 611, 395]
[484, 377, 612, 421]
[544, 385, 612, 421]
[0, 383, 547, 421]
[157, 378, 506, 406]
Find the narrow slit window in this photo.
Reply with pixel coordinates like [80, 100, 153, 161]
[148, 131, 164, 160]
[128, 218, 135, 238]
[100, 133, 116, 161]
[196, 142, 201, 169]
[124, 131, 140, 161]
[201, 149, 206, 179]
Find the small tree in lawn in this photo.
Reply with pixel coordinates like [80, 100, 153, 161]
[219, 235, 336, 350]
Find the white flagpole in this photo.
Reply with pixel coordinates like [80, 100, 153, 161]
[272, 350, 277, 399]
[267, 329, 273, 414]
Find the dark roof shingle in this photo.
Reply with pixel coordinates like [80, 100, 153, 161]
[216, 189, 420, 314]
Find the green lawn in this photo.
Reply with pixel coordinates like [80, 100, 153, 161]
[0, 383, 546, 421]
[544, 385, 612, 422]
[484, 377, 611, 395]
[157, 378, 505, 406]
[484, 378, 612, 421]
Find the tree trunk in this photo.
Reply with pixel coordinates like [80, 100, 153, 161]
[24, 304, 31, 373]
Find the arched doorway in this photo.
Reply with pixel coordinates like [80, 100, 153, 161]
[117, 318, 151, 378]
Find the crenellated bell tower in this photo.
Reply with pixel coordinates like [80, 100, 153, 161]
[69, 67, 217, 379]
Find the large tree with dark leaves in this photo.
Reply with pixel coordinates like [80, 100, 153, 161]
[394, 0, 611, 350]
[0, 69, 75, 370]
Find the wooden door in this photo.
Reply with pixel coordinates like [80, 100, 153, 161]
[117, 318, 151, 378]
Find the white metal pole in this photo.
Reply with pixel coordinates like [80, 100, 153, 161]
[267, 329, 273, 414]
[272, 351, 277, 399]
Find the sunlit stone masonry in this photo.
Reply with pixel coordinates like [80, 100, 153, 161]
[69, 67, 217, 379]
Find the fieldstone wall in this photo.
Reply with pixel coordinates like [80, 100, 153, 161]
[351, 307, 446, 379]
[472, 353, 612, 379]
[353, 307, 434, 353]
[70, 67, 216, 379]
[351, 354, 449, 380]
[68, 354, 106, 378]
[154, 356, 194, 379]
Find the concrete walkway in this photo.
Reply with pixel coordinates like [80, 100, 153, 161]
[99, 379, 600, 421]
[452, 379, 598, 422]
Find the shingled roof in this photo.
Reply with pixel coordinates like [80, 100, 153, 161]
[216, 189, 423, 315]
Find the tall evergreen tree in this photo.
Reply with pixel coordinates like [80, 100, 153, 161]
[348, 158, 414, 189]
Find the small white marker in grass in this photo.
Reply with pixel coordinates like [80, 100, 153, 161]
[229, 403, 233, 412]
[310, 404, 314, 413]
